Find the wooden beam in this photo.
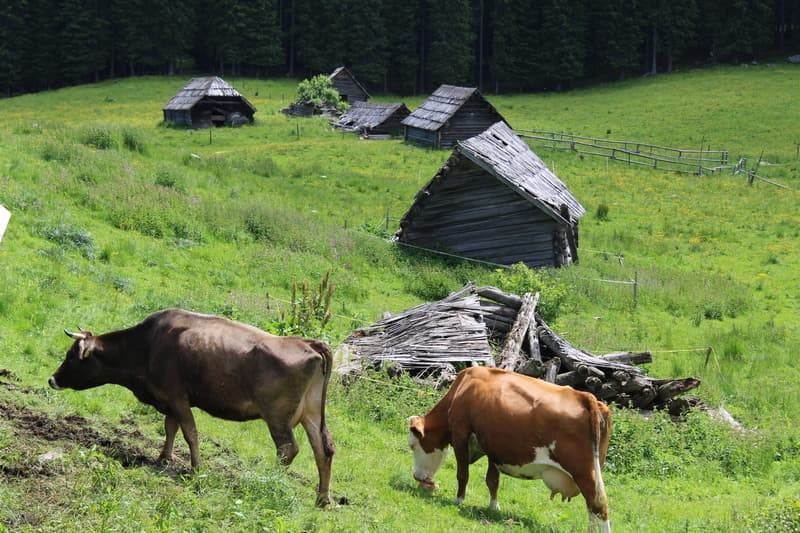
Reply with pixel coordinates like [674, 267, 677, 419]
[498, 292, 539, 371]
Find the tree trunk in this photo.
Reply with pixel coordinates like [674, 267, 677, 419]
[651, 26, 658, 75]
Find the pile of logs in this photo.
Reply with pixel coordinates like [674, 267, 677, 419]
[478, 285, 700, 413]
[340, 284, 701, 413]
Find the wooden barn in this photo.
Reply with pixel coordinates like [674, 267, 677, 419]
[402, 84, 508, 148]
[396, 122, 585, 268]
[333, 102, 410, 137]
[329, 66, 370, 103]
[163, 77, 255, 128]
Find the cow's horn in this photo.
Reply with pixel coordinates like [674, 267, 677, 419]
[64, 329, 87, 340]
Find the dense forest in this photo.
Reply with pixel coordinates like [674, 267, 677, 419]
[1, 0, 799, 96]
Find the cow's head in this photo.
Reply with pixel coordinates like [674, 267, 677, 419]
[407, 415, 448, 491]
[49, 329, 106, 391]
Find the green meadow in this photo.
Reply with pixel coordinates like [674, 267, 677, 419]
[0, 65, 798, 531]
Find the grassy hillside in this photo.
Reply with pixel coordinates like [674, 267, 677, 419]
[0, 65, 798, 531]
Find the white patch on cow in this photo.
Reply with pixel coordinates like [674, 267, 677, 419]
[409, 432, 448, 484]
[454, 497, 464, 505]
[600, 518, 611, 533]
[488, 498, 500, 511]
[497, 441, 580, 500]
[48, 376, 61, 390]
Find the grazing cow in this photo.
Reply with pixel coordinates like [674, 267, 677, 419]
[49, 309, 335, 506]
[407, 366, 612, 532]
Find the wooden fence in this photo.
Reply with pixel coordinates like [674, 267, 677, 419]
[516, 129, 730, 175]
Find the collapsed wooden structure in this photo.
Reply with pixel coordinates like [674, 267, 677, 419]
[396, 122, 584, 268]
[340, 286, 494, 380]
[329, 66, 370, 103]
[402, 84, 508, 148]
[333, 101, 410, 137]
[342, 284, 701, 413]
[163, 77, 255, 128]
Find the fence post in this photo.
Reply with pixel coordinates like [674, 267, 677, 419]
[632, 271, 639, 309]
[384, 209, 390, 233]
[209, 129, 212, 145]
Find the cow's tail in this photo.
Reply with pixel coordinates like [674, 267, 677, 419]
[306, 339, 335, 458]
[588, 398, 611, 513]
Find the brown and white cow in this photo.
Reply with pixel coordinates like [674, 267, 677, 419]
[49, 309, 335, 506]
[407, 366, 612, 532]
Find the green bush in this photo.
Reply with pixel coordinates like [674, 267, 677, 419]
[121, 127, 147, 154]
[38, 223, 96, 259]
[80, 126, 117, 150]
[295, 75, 348, 114]
[404, 266, 457, 301]
[489, 263, 569, 321]
[595, 202, 610, 221]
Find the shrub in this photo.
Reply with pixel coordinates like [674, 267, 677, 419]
[79, 126, 116, 150]
[295, 75, 348, 114]
[489, 263, 569, 321]
[39, 223, 96, 259]
[595, 202, 610, 221]
[40, 139, 77, 163]
[121, 127, 147, 154]
[404, 267, 456, 301]
[153, 167, 183, 191]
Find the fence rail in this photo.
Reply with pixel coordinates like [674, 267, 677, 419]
[516, 129, 731, 175]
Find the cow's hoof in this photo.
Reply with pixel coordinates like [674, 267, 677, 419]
[455, 497, 464, 506]
[157, 453, 176, 464]
[315, 494, 332, 508]
[489, 499, 500, 512]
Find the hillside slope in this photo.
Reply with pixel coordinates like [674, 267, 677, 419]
[0, 67, 798, 531]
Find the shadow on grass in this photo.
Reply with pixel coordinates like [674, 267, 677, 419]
[388, 474, 555, 531]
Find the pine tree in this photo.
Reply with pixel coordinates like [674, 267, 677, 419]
[238, 0, 283, 75]
[492, 0, 537, 92]
[426, 0, 474, 89]
[588, 0, 644, 79]
[534, 0, 586, 88]
[0, 0, 28, 95]
[294, 0, 345, 74]
[701, 0, 773, 62]
[382, 0, 419, 94]
[340, 0, 387, 87]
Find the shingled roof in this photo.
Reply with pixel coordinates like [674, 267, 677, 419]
[163, 77, 255, 112]
[456, 122, 585, 223]
[334, 101, 410, 132]
[402, 85, 503, 132]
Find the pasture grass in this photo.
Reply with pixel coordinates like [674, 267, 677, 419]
[0, 65, 798, 531]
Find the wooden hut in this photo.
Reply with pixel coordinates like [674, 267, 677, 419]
[396, 122, 585, 268]
[333, 102, 410, 137]
[402, 84, 508, 148]
[163, 77, 255, 128]
[329, 66, 370, 103]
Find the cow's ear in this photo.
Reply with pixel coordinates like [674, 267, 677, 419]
[408, 416, 425, 439]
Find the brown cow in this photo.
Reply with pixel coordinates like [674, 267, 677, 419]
[407, 367, 612, 532]
[49, 309, 335, 506]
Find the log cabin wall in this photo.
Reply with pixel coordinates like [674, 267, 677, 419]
[438, 94, 505, 148]
[398, 157, 560, 267]
[405, 125, 439, 146]
[331, 72, 369, 103]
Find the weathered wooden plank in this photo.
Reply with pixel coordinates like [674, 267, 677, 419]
[499, 292, 539, 371]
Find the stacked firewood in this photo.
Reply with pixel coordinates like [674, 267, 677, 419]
[477, 286, 700, 413]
